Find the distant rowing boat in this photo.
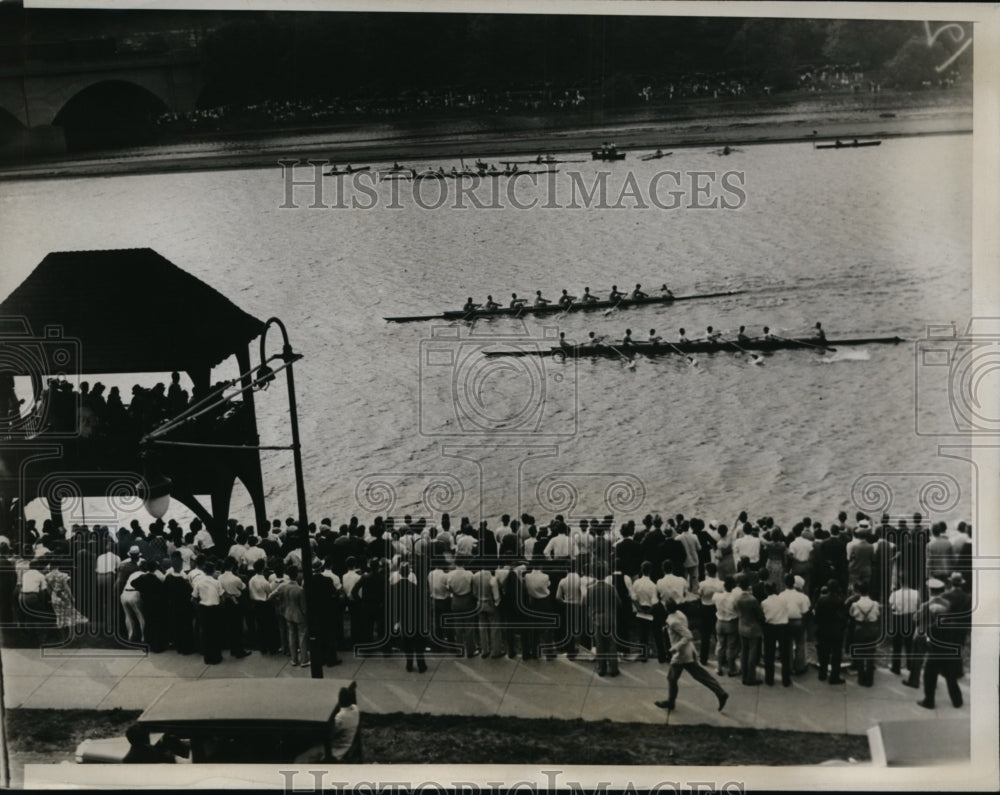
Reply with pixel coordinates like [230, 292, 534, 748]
[640, 151, 673, 161]
[592, 149, 626, 161]
[384, 289, 746, 323]
[815, 140, 882, 149]
[324, 165, 371, 175]
[482, 336, 905, 358]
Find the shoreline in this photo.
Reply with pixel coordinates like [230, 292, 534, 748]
[0, 110, 971, 182]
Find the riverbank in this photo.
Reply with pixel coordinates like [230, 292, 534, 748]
[0, 93, 970, 182]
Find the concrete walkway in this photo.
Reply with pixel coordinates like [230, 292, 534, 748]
[1, 646, 970, 734]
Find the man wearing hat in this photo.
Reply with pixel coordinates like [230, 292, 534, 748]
[902, 577, 949, 690]
[916, 574, 966, 709]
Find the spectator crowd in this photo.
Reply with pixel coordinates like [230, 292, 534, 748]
[1, 507, 972, 711]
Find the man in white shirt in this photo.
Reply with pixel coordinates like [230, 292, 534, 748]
[788, 528, 814, 592]
[712, 577, 741, 677]
[446, 558, 476, 657]
[888, 581, 920, 675]
[761, 584, 792, 686]
[697, 563, 725, 665]
[471, 567, 502, 657]
[427, 562, 452, 650]
[733, 528, 762, 567]
[192, 520, 215, 554]
[191, 560, 225, 664]
[94, 540, 120, 629]
[545, 526, 572, 561]
[554, 567, 584, 659]
[248, 559, 278, 654]
[523, 561, 554, 660]
[777, 574, 811, 675]
[120, 567, 146, 642]
[243, 536, 266, 569]
[630, 561, 666, 662]
[656, 565, 689, 608]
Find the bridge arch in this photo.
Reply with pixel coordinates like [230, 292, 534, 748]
[52, 79, 169, 151]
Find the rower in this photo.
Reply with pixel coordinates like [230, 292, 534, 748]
[393, 161, 401, 170]
[659, 284, 675, 298]
[814, 322, 827, 343]
[655, 149, 663, 157]
[705, 325, 722, 343]
[631, 283, 648, 300]
[722, 146, 731, 155]
[558, 332, 572, 349]
[463, 297, 480, 313]
[648, 329, 662, 344]
[609, 284, 625, 302]
[451, 166, 458, 175]
[678, 327, 690, 344]
[581, 287, 599, 304]
[737, 325, 751, 344]
[534, 290, 552, 307]
[586, 331, 603, 346]
[762, 326, 777, 341]
[558, 289, 577, 308]
[510, 293, 527, 309]
[623, 329, 634, 347]
[484, 295, 500, 311]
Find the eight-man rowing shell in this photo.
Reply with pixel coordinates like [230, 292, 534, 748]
[384, 289, 746, 323]
[482, 336, 905, 357]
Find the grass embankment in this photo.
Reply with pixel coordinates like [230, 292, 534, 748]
[4, 708, 868, 774]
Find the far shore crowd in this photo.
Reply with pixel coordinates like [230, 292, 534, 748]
[2, 506, 972, 712]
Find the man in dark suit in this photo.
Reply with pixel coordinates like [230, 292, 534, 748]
[390, 563, 428, 672]
[613, 524, 642, 578]
[735, 575, 764, 685]
[305, 559, 340, 666]
[584, 565, 620, 677]
[814, 580, 847, 683]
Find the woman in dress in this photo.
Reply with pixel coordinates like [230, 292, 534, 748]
[763, 527, 788, 586]
[45, 559, 88, 641]
[716, 524, 736, 580]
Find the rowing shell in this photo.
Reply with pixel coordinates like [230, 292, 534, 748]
[384, 289, 746, 323]
[815, 141, 882, 149]
[481, 336, 905, 358]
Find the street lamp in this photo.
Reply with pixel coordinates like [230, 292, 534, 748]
[257, 317, 322, 679]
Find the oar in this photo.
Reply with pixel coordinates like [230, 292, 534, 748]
[606, 342, 637, 369]
[603, 295, 628, 316]
[773, 333, 836, 353]
[663, 341, 698, 366]
[721, 336, 764, 364]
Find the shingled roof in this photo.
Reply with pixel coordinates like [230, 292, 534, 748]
[0, 248, 264, 375]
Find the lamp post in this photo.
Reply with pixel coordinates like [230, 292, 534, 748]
[257, 317, 322, 679]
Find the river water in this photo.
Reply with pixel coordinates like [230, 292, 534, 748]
[0, 132, 975, 530]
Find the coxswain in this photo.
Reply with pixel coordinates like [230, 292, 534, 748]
[737, 325, 751, 344]
[678, 327, 690, 344]
[705, 326, 722, 343]
[534, 290, 551, 307]
[484, 295, 500, 311]
[648, 329, 662, 344]
[655, 149, 663, 157]
[659, 284, 675, 298]
[762, 326, 777, 340]
[623, 329, 634, 347]
[558, 289, 577, 309]
[463, 297, 480, 313]
[722, 145, 731, 155]
[581, 287, 599, 304]
[510, 293, 527, 310]
[814, 322, 827, 343]
[609, 284, 626, 302]
[631, 283, 648, 300]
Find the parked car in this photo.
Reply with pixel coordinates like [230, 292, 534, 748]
[75, 678, 361, 764]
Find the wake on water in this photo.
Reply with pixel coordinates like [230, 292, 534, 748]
[820, 349, 872, 363]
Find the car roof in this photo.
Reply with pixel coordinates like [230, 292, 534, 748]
[137, 678, 352, 728]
